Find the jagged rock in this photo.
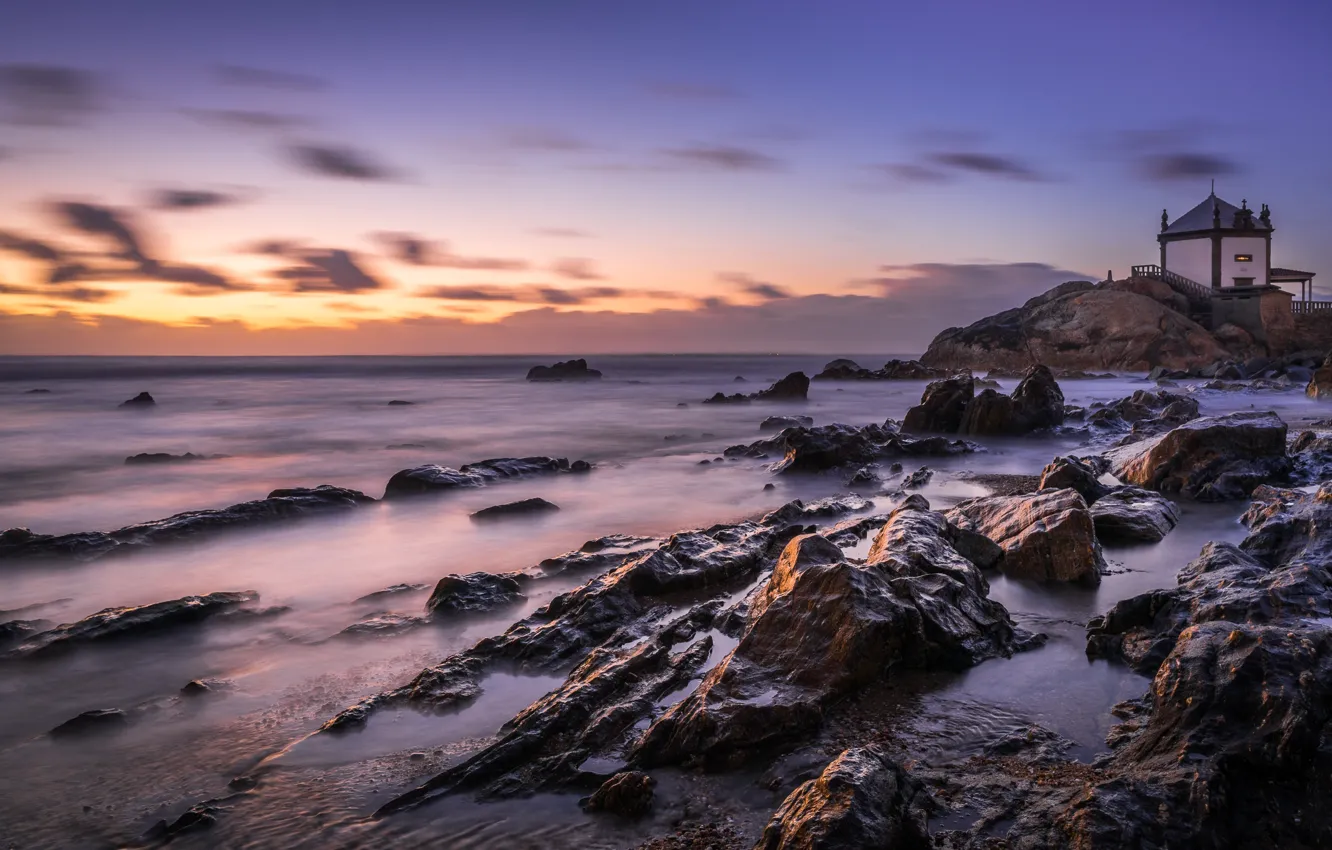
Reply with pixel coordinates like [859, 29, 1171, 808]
[946, 489, 1104, 584]
[470, 497, 560, 521]
[143, 802, 222, 841]
[902, 375, 973, 434]
[847, 467, 878, 487]
[705, 372, 810, 404]
[426, 573, 525, 616]
[754, 746, 930, 850]
[960, 365, 1065, 436]
[119, 391, 155, 408]
[7, 591, 261, 658]
[354, 583, 428, 603]
[1089, 488, 1180, 543]
[1105, 411, 1290, 501]
[180, 678, 235, 697]
[526, 359, 603, 381]
[1038, 456, 1110, 504]
[533, 535, 658, 577]
[383, 456, 584, 499]
[761, 495, 874, 526]
[1060, 621, 1332, 849]
[1087, 389, 1200, 442]
[760, 415, 814, 432]
[49, 708, 130, 738]
[632, 500, 1019, 767]
[919, 283, 1230, 372]
[321, 503, 863, 737]
[1291, 430, 1332, 483]
[582, 771, 656, 818]
[901, 467, 933, 489]
[725, 422, 976, 474]
[0, 485, 374, 564]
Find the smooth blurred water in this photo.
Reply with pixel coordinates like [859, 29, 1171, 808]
[0, 355, 1315, 847]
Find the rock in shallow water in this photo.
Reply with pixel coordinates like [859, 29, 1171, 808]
[470, 497, 560, 521]
[119, 391, 155, 408]
[754, 746, 930, 850]
[704, 372, 810, 405]
[946, 489, 1104, 584]
[760, 415, 814, 432]
[725, 422, 976, 474]
[581, 770, 656, 818]
[49, 708, 130, 738]
[526, 358, 603, 381]
[8, 591, 262, 658]
[383, 456, 587, 499]
[425, 572, 525, 616]
[1089, 487, 1179, 543]
[1104, 410, 1290, 501]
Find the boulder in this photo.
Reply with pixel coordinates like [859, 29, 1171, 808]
[582, 771, 656, 818]
[753, 747, 930, 850]
[946, 489, 1104, 584]
[902, 375, 973, 434]
[470, 497, 560, 521]
[426, 573, 525, 616]
[1105, 411, 1291, 501]
[119, 391, 155, 408]
[900, 467, 933, 489]
[383, 456, 583, 499]
[7, 591, 260, 658]
[1089, 487, 1180, 543]
[1038, 456, 1110, 504]
[920, 284, 1230, 372]
[526, 359, 602, 381]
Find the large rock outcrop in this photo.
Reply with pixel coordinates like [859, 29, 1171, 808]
[631, 498, 1022, 767]
[526, 359, 602, 381]
[920, 282, 1230, 372]
[903, 366, 1065, 436]
[705, 372, 810, 404]
[1104, 411, 1290, 501]
[946, 489, 1104, 584]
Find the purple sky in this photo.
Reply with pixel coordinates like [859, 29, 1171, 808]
[1, 0, 1329, 354]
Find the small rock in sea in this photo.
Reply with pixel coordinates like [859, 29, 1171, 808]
[25, 388, 51, 394]
[426, 572, 525, 615]
[470, 498, 561, 521]
[409, 752, 427, 761]
[734, 376, 746, 382]
[125, 452, 205, 465]
[759, 415, 814, 432]
[119, 392, 156, 408]
[889, 462, 903, 473]
[570, 459, 593, 473]
[698, 459, 711, 465]
[901, 467, 934, 489]
[386, 443, 426, 450]
[387, 400, 415, 406]
[49, 708, 130, 739]
[526, 359, 603, 381]
[180, 678, 235, 697]
[582, 771, 656, 818]
[848, 466, 879, 487]
[763, 483, 776, 491]
[677, 402, 689, 407]
[228, 776, 258, 792]
[355, 583, 428, 603]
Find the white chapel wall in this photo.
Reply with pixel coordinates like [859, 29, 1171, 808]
[1164, 238, 1212, 286]
[1220, 236, 1267, 286]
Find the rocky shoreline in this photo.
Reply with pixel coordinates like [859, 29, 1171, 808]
[6, 364, 1332, 849]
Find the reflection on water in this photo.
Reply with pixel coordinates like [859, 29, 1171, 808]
[0, 355, 1301, 846]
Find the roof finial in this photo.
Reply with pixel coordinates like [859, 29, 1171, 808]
[1210, 178, 1215, 196]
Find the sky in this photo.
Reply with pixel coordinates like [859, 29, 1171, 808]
[1, 0, 1330, 355]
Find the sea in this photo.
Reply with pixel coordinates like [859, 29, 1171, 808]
[0, 355, 1322, 847]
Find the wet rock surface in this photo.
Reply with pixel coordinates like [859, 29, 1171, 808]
[704, 372, 810, 405]
[7, 591, 262, 658]
[119, 391, 156, 408]
[754, 746, 930, 850]
[383, 456, 588, 499]
[631, 498, 1023, 768]
[0, 485, 374, 563]
[1105, 410, 1290, 501]
[425, 572, 526, 616]
[1089, 487, 1180, 543]
[582, 771, 656, 818]
[526, 358, 603, 381]
[1086, 388, 1200, 442]
[49, 708, 131, 738]
[946, 489, 1105, 584]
